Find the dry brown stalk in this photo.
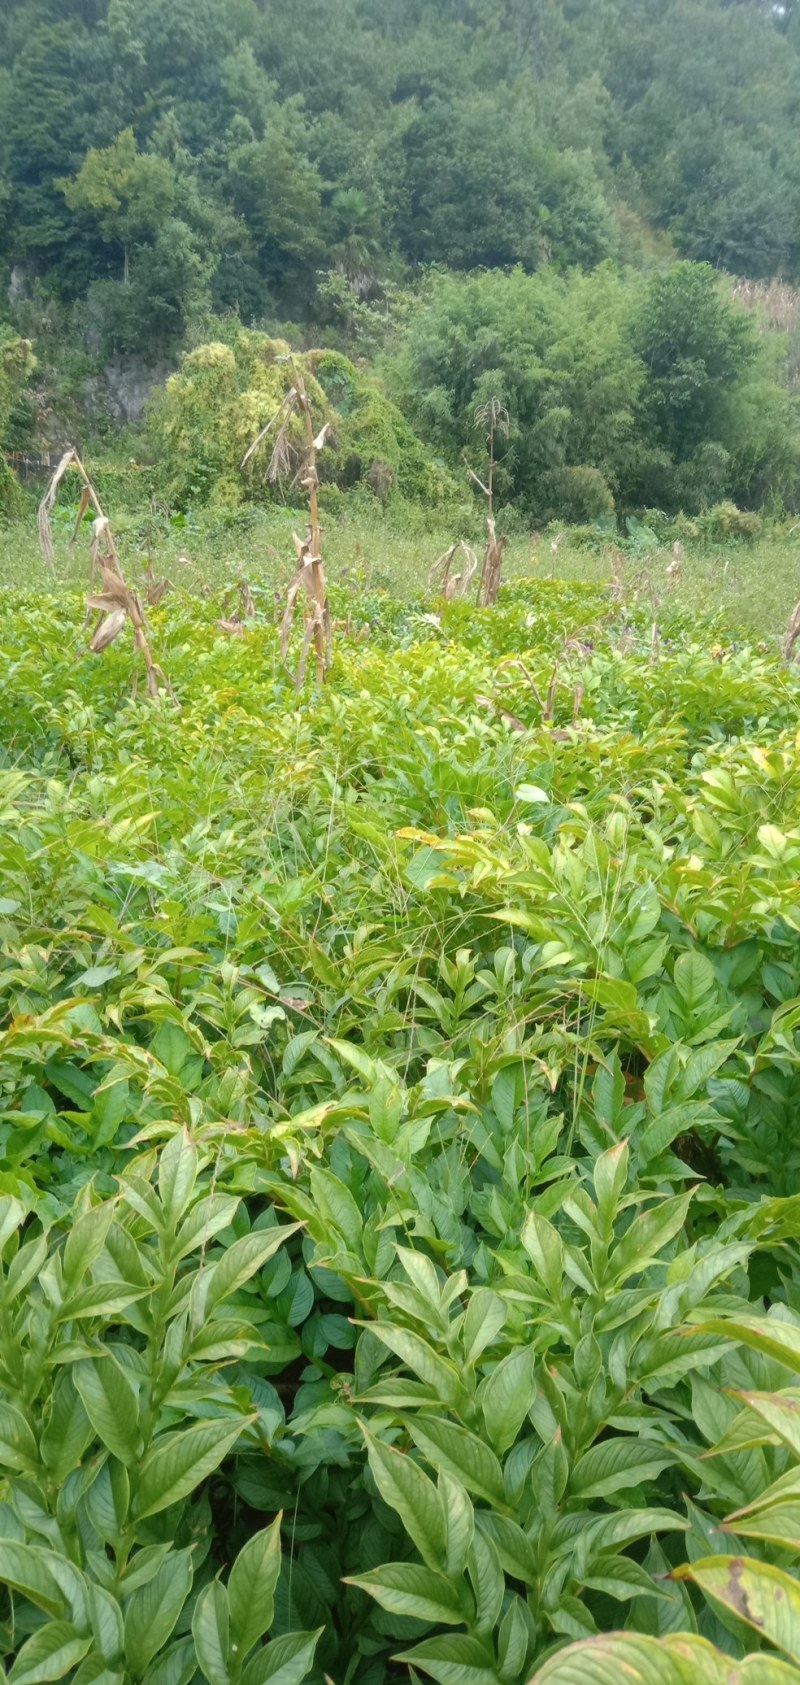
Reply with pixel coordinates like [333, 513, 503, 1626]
[467, 398, 510, 608]
[242, 366, 332, 686]
[38, 448, 176, 702]
[476, 516, 509, 607]
[428, 540, 479, 601]
[144, 560, 171, 607]
[783, 600, 800, 663]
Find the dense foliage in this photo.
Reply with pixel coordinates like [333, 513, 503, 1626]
[2, 0, 800, 351]
[390, 263, 800, 518]
[4, 572, 800, 1679]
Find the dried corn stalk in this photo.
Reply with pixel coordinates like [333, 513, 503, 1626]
[145, 560, 171, 606]
[218, 579, 256, 634]
[242, 367, 331, 685]
[467, 398, 510, 608]
[784, 600, 800, 663]
[38, 448, 176, 702]
[428, 540, 478, 601]
[476, 516, 508, 608]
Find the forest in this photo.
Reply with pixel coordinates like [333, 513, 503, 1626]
[2, 0, 800, 519]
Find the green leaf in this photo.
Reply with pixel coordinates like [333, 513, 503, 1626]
[529, 1630, 799, 1682]
[0, 1400, 39, 1471]
[228, 1517, 282, 1658]
[87, 1584, 124, 1667]
[75, 964, 121, 989]
[673, 951, 715, 1009]
[405, 1415, 506, 1508]
[462, 1289, 505, 1365]
[695, 1315, 800, 1375]
[240, 1631, 322, 1685]
[362, 1428, 447, 1571]
[731, 1389, 800, 1460]
[396, 1634, 502, 1685]
[158, 1131, 198, 1226]
[478, 1345, 536, 1455]
[607, 1192, 692, 1284]
[73, 1658, 124, 1685]
[142, 1639, 197, 1685]
[63, 1199, 117, 1287]
[74, 1354, 140, 1464]
[675, 1555, 800, 1664]
[0, 1542, 66, 1617]
[570, 1438, 676, 1501]
[345, 1562, 469, 1625]
[134, 1417, 252, 1519]
[367, 1323, 463, 1405]
[516, 784, 550, 804]
[40, 1371, 92, 1484]
[194, 1225, 302, 1321]
[124, 1549, 194, 1675]
[9, 1623, 92, 1685]
[192, 1581, 230, 1685]
[308, 1167, 362, 1250]
[468, 1530, 504, 1633]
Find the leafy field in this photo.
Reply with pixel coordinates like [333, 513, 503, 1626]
[3, 573, 800, 1684]
[1, 502, 800, 641]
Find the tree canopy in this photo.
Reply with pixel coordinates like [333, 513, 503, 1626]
[2, 0, 800, 356]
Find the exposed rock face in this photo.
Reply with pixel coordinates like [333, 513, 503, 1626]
[82, 358, 173, 426]
[8, 265, 32, 305]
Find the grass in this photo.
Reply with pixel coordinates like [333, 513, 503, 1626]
[1, 492, 799, 644]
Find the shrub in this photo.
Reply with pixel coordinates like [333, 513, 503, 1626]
[698, 499, 764, 540]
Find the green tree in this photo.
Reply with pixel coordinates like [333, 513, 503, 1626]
[633, 262, 757, 459]
[60, 128, 176, 284]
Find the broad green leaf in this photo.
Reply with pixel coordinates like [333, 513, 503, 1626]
[345, 1562, 469, 1625]
[694, 1316, 800, 1375]
[172, 1195, 240, 1262]
[570, 1438, 676, 1501]
[731, 1389, 800, 1461]
[124, 1549, 194, 1675]
[308, 1167, 362, 1250]
[194, 1225, 302, 1321]
[0, 1541, 66, 1617]
[362, 1428, 447, 1571]
[87, 1584, 124, 1667]
[141, 1640, 197, 1685]
[367, 1322, 463, 1405]
[74, 1354, 139, 1463]
[73, 1658, 124, 1685]
[462, 1289, 505, 1365]
[607, 1192, 693, 1284]
[728, 1499, 800, 1551]
[405, 1415, 507, 1508]
[158, 1131, 198, 1225]
[40, 1371, 93, 1484]
[675, 1555, 800, 1664]
[0, 1400, 39, 1471]
[63, 1200, 117, 1290]
[396, 1633, 502, 1685]
[8, 1623, 92, 1685]
[478, 1345, 536, 1454]
[240, 1631, 322, 1685]
[134, 1416, 252, 1519]
[468, 1530, 504, 1633]
[228, 1517, 282, 1658]
[192, 1581, 230, 1685]
[529, 1630, 800, 1681]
